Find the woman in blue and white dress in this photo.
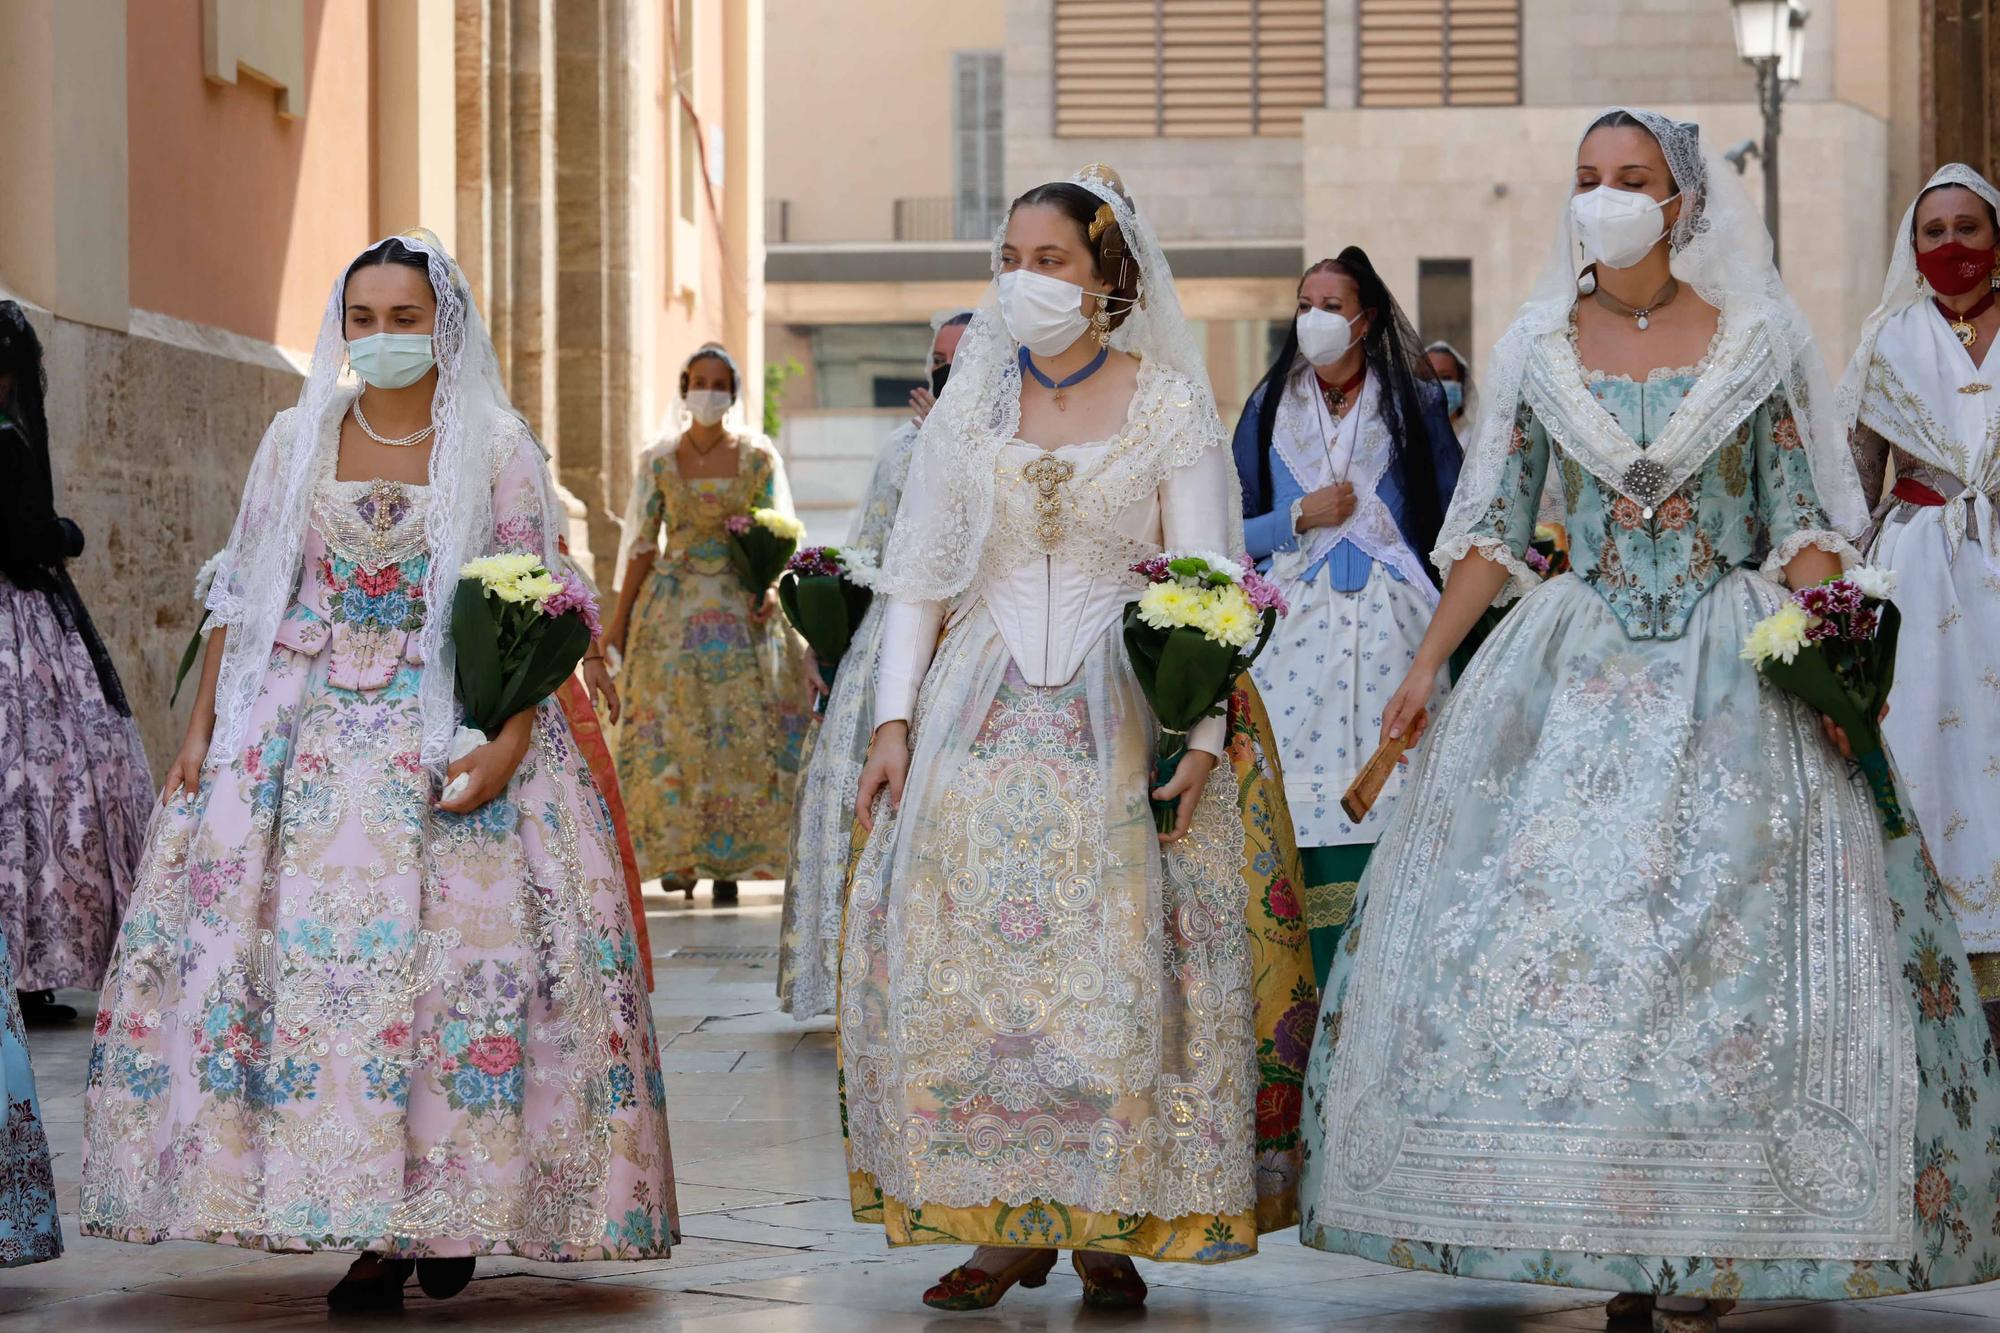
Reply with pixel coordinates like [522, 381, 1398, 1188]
[1230, 250, 1460, 984]
[1298, 108, 2000, 1332]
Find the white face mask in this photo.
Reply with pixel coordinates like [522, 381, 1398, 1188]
[1295, 307, 1355, 367]
[1571, 185, 1679, 271]
[686, 388, 732, 426]
[996, 270, 1093, 358]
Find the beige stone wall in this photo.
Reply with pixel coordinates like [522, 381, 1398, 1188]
[765, 0, 1006, 243]
[25, 310, 305, 777]
[1301, 100, 1888, 387]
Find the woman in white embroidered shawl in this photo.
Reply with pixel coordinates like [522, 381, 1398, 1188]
[1297, 110, 2000, 1331]
[778, 310, 970, 1021]
[81, 233, 676, 1311]
[846, 167, 1314, 1312]
[1228, 251, 1462, 986]
[1840, 165, 2000, 1045]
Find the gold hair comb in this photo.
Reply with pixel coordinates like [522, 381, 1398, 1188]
[1087, 202, 1116, 243]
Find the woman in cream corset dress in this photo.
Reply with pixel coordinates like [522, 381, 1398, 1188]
[844, 166, 1315, 1313]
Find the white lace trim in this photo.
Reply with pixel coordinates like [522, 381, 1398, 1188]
[1435, 532, 1542, 605]
[1761, 528, 1860, 579]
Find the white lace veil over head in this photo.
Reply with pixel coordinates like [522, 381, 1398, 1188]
[205, 228, 561, 775]
[875, 163, 1235, 603]
[1435, 107, 1866, 578]
[1834, 163, 2000, 434]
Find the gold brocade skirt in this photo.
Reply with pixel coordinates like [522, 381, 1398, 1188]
[836, 675, 1313, 1262]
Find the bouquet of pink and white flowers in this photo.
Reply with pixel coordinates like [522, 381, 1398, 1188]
[724, 507, 804, 597]
[778, 544, 876, 714]
[1741, 566, 1906, 837]
[444, 553, 599, 801]
[1124, 551, 1288, 833]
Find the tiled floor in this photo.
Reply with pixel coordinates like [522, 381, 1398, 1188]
[8, 884, 2000, 1330]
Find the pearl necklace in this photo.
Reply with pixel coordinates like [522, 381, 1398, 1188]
[352, 397, 434, 448]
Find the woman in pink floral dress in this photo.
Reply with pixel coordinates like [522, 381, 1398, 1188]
[79, 233, 676, 1311]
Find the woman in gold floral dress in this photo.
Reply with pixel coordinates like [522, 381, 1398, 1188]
[608, 345, 811, 903]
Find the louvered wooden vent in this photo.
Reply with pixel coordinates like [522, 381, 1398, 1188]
[1358, 0, 1521, 108]
[1053, 0, 1327, 138]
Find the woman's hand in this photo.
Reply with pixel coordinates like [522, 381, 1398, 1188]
[803, 649, 831, 706]
[582, 655, 620, 724]
[164, 724, 212, 803]
[1381, 658, 1440, 748]
[605, 612, 630, 657]
[855, 721, 909, 832]
[750, 586, 778, 623]
[437, 713, 533, 814]
[1154, 748, 1219, 845]
[1296, 482, 1356, 532]
[1821, 701, 1890, 761]
[908, 385, 937, 423]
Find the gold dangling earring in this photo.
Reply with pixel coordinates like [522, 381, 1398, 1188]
[1989, 259, 1999, 291]
[1091, 294, 1113, 347]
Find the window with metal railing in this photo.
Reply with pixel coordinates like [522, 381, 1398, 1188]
[1052, 0, 1326, 138]
[1357, 0, 1521, 108]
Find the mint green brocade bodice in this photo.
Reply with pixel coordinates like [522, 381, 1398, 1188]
[1471, 369, 1835, 640]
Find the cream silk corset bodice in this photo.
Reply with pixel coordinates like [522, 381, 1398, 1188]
[873, 413, 1238, 756]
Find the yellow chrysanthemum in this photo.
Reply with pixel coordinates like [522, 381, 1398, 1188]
[460, 552, 543, 589]
[752, 508, 806, 540]
[1200, 587, 1258, 648]
[1136, 581, 1197, 630]
[512, 573, 561, 607]
[1740, 600, 1812, 666]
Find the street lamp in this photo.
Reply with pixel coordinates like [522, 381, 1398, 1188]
[1731, 0, 1808, 267]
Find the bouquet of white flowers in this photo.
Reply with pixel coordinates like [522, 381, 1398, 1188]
[723, 507, 804, 597]
[1741, 567, 1906, 837]
[1123, 551, 1288, 833]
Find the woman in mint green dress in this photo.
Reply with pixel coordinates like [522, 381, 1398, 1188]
[1299, 108, 2000, 1333]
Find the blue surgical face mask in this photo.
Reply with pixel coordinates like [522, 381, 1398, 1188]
[347, 332, 437, 389]
[1441, 379, 1465, 416]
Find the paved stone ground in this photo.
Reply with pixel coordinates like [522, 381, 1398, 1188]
[7, 884, 2000, 1330]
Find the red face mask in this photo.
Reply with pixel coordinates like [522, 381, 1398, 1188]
[1916, 241, 1997, 297]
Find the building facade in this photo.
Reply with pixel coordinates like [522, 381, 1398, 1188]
[767, 0, 1990, 540]
[0, 0, 762, 772]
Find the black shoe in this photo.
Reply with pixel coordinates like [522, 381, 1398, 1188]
[416, 1255, 476, 1299]
[663, 876, 696, 899]
[711, 879, 739, 904]
[17, 991, 77, 1026]
[327, 1255, 414, 1312]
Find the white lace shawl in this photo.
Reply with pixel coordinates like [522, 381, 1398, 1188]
[1436, 107, 1866, 584]
[204, 230, 562, 776]
[876, 165, 1240, 604]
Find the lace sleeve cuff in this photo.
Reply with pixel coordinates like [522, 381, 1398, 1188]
[1761, 529, 1860, 578]
[1433, 532, 1541, 605]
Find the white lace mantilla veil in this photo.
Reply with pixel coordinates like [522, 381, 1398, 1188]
[204, 228, 563, 776]
[874, 163, 1241, 603]
[1436, 107, 1867, 595]
[1835, 163, 2000, 435]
